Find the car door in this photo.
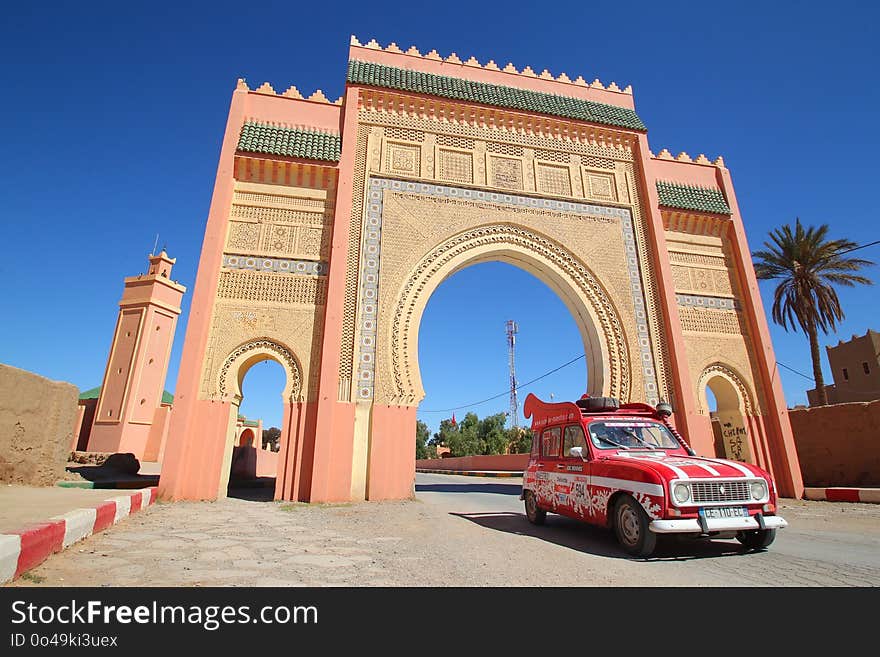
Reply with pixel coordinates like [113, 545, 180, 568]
[557, 423, 591, 519]
[535, 426, 562, 511]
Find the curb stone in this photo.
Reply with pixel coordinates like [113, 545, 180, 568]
[803, 487, 880, 504]
[0, 487, 158, 584]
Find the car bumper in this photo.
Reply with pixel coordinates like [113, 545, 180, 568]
[649, 514, 787, 534]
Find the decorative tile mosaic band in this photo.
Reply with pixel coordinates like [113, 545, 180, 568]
[222, 254, 326, 276]
[676, 294, 739, 311]
[355, 176, 660, 404]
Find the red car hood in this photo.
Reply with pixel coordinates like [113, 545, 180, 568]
[607, 451, 763, 481]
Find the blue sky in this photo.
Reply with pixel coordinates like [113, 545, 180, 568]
[2, 1, 878, 435]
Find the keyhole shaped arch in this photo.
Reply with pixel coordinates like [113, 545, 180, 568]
[218, 338, 303, 404]
[386, 223, 631, 406]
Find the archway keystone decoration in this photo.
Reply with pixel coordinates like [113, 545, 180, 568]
[158, 38, 804, 503]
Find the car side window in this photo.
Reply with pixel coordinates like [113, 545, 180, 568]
[541, 426, 562, 458]
[562, 424, 588, 458]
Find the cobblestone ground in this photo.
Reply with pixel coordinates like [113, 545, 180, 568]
[9, 484, 880, 587]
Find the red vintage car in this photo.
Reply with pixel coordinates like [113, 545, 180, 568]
[521, 393, 787, 556]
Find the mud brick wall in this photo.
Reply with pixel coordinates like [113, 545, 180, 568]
[789, 400, 880, 487]
[0, 363, 78, 485]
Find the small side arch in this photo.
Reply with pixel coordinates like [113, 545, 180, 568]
[696, 363, 755, 416]
[218, 338, 303, 404]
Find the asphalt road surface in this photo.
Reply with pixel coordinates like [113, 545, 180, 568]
[9, 473, 880, 587]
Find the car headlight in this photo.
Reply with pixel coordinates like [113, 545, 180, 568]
[751, 481, 767, 500]
[673, 483, 691, 504]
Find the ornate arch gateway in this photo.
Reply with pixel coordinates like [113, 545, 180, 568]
[159, 37, 804, 502]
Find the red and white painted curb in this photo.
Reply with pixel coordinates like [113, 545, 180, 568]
[804, 487, 880, 504]
[0, 487, 157, 584]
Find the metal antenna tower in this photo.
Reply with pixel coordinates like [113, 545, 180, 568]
[506, 320, 519, 428]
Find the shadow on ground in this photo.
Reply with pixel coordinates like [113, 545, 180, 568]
[66, 465, 159, 488]
[415, 481, 523, 496]
[452, 511, 763, 561]
[227, 477, 276, 502]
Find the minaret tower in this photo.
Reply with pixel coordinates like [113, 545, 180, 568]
[86, 251, 186, 459]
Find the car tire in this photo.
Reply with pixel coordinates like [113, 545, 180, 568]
[613, 494, 657, 557]
[524, 490, 546, 525]
[576, 396, 620, 412]
[736, 528, 776, 550]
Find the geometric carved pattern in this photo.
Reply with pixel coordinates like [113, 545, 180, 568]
[677, 294, 739, 311]
[363, 177, 661, 405]
[338, 125, 370, 400]
[668, 250, 726, 267]
[487, 142, 524, 156]
[228, 222, 261, 250]
[222, 254, 327, 276]
[386, 142, 420, 176]
[437, 149, 473, 184]
[536, 163, 571, 196]
[678, 306, 743, 334]
[585, 171, 617, 202]
[359, 110, 635, 163]
[219, 338, 302, 402]
[216, 270, 327, 305]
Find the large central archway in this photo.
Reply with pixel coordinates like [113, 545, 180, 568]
[388, 224, 630, 407]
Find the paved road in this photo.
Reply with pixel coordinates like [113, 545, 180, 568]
[9, 473, 880, 587]
[415, 473, 880, 585]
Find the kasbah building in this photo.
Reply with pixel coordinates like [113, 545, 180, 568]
[78, 36, 810, 504]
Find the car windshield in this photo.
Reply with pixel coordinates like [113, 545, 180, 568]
[587, 420, 680, 450]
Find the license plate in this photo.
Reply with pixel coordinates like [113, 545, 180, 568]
[699, 506, 748, 519]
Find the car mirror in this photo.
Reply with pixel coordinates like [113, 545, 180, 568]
[569, 446, 585, 460]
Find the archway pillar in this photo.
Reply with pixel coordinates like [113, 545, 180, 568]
[158, 82, 248, 502]
[715, 168, 804, 498]
[275, 401, 319, 501]
[366, 405, 417, 501]
[634, 134, 703, 448]
[304, 86, 362, 503]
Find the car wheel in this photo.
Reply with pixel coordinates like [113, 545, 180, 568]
[736, 528, 776, 550]
[613, 495, 657, 557]
[524, 490, 546, 525]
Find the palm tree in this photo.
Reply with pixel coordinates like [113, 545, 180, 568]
[753, 219, 874, 405]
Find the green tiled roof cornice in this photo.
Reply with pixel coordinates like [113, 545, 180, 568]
[347, 60, 646, 132]
[79, 387, 174, 404]
[237, 122, 341, 162]
[656, 180, 731, 215]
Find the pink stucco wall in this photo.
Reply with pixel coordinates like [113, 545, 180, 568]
[789, 400, 880, 487]
[416, 454, 529, 471]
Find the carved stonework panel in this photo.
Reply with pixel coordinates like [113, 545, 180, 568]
[489, 155, 524, 190]
[384, 141, 421, 177]
[536, 162, 572, 196]
[358, 177, 664, 408]
[216, 270, 327, 306]
[437, 148, 473, 184]
[678, 306, 744, 335]
[583, 169, 617, 203]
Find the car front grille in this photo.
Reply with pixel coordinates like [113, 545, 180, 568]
[690, 480, 751, 504]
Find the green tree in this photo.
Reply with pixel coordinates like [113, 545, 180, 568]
[262, 427, 281, 451]
[415, 420, 431, 460]
[753, 219, 874, 405]
[477, 413, 509, 455]
[446, 413, 481, 456]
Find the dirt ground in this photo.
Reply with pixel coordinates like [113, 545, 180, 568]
[10, 491, 880, 587]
